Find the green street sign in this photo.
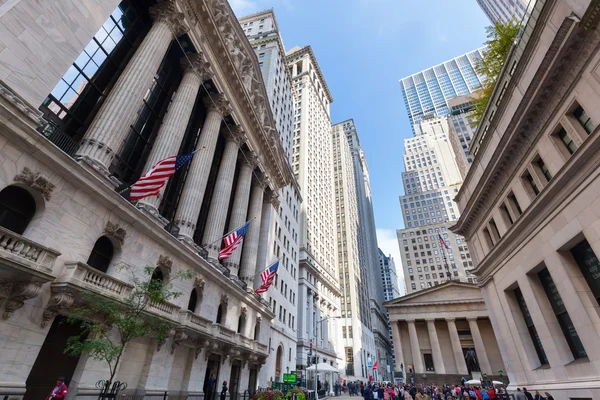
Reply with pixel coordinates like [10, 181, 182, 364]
[283, 373, 297, 383]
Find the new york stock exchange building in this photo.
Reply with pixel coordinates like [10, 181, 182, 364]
[0, 0, 295, 399]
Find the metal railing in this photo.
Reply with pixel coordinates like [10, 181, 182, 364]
[39, 120, 79, 157]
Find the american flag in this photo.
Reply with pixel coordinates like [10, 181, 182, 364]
[372, 360, 378, 370]
[130, 153, 194, 201]
[218, 221, 251, 261]
[254, 260, 279, 294]
[438, 233, 450, 250]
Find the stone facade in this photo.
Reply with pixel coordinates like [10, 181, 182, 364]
[385, 282, 505, 386]
[0, 0, 296, 399]
[453, 0, 600, 398]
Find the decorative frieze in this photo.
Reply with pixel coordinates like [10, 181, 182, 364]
[14, 167, 55, 201]
[1, 281, 43, 320]
[103, 221, 126, 246]
[149, 0, 187, 37]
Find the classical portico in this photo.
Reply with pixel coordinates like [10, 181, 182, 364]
[385, 282, 505, 385]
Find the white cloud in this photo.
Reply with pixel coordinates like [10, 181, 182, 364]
[228, 0, 257, 15]
[376, 228, 406, 296]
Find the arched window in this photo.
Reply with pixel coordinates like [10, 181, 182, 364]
[151, 268, 164, 282]
[86, 236, 114, 273]
[237, 314, 246, 334]
[188, 288, 198, 313]
[254, 321, 260, 340]
[216, 304, 223, 324]
[0, 186, 36, 235]
[275, 346, 283, 379]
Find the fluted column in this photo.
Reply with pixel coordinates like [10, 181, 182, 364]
[175, 94, 231, 244]
[390, 321, 405, 372]
[468, 317, 492, 374]
[201, 126, 245, 259]
[222, 153, 256, 273]
[407, 319, 424, 373]
[76, 2, 186, 174]
[137, 54, 212, 218]
[446, 318, 468, 375]
[426, 319, 445, 374]
[239, 176, 267, 286]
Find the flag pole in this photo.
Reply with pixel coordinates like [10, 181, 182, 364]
[203, 217, 256, 247]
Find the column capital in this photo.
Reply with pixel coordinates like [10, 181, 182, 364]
[445, 317, 457, 322]
[466, 317, 479, 322]
[405, 318, 416, 324]
[223, 124, 246, 145]
[203, 93, 231, 117]
[268, 190, 280, 209]
[150, 0, 187, 36]
[239, 150, 258, 168]
[181, 53, 212, 81]
[425, 318, 436, 323]
[253, 173, 269, 189]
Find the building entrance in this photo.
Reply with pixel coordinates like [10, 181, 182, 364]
[203, 354, 221, 400]
[24, 316, 87, 400]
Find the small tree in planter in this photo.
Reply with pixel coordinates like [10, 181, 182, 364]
[64, 265, 192, 392]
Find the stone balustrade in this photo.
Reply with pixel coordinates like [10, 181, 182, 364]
[211, 322, 236, 341]
[148, 298, 181, 318]
[179, 310, 212, 331]
[60, 261, 133, 299]
[0, 227, 61, 272]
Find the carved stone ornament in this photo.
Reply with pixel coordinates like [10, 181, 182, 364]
[149, 0, 187, 37]
[0, 82, 46, 127]
[240, 306, 247, 316]
[181, 53, 212, 82]
[41, 292, 75, 327]
[239, 150, 257, 169]
[1, 281, 43, 320]
[204, 340, 219, 361]
[157, 255, 173, 275]
[220, 294, 229, 306]
[103, 221, 126, 245]
[256, 315, 262, 325]
[203, 93, 231, 117]
[223, 124, 246, 146]
[268, 191, 280, 209]
[171, 331, 188, 354]
[194, 276, 206, 294]
[14, 167, 55, 201]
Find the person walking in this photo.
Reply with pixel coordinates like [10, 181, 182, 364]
[533, 391, 544, 400]
[544, 393, 554, 400]
[415, 388, 430, 400]
[364, 383, 374, 400]
[220, 381, 227, 400]
[515, 388, 527, 400]
[45, 376, 68, 400]
[207, 374, 217, 400]
[523, 388, 534, 400]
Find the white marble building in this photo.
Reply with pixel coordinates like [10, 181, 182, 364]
[0, 0, 296, 399]
[238, 10, 301, 385]
[453, 0, 600, 397]
[285, 46, 343, 379]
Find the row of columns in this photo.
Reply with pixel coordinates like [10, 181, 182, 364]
[73, 1, 272, 286]
[392, 318, 492, 375]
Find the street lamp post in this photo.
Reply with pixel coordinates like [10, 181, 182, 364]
[314, 315, 340, 400]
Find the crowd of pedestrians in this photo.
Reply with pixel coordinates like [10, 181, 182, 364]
[337, 380, 555, 400]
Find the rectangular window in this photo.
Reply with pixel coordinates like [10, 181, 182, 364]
[573, 105, 596, 134]
[524, 171, 540, 196]
[483, 227, 494, 248]
[423, 353, 434, 371]
[489, 219, 501, 241]
[514, 288, 548, 365]
[569, 240, 600, 307]
[501, 203, 514, 225]
[557, 128, 577, 155]
[538, 268, 587, 359]
[535, 157, 552, 182]
[507, 191, 522, 215]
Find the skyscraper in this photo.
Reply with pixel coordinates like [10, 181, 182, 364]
[447, 94, 478, 179]
[239, 10, 301, 384]
[476, 0, 529, 24]
[396, 116, 477, 294]
[286, 45, 343, 376]
[338, 119, 394, 380]
[378, 249, 401, 302]
[399, 49, 485, 134]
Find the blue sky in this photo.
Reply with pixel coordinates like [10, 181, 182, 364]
[230, 0, 490, 284]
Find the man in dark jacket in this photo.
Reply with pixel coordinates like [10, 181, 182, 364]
[523, 388, 534, 400]
[364, 385, 373, 400]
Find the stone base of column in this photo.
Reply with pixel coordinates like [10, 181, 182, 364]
[0, 384, 25, 400]
[76, 155, 122, 189]
[136, 202, 170, 227]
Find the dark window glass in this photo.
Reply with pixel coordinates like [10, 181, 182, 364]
[538, 268, 587, 359]
[570, 240, 600, 307]
[254, 322, 260, 340]
[237, 315, 246, 334]
[187, 288, 198, 312]
[501, 204, 514, 225]
[574, 105, 596, 134]
[86, 236, 114, 273]
[524, 171, 540, 196]
[40, 1, 150, 149]
[536, 157, 552, 182]
[423, 353, 435, 371]
[508, 192, 522, 215]
[514, 288, 548, 365]
[0, 186, 36, 235]
[216, 304, 223, 324]
[557, 128, 577, 155]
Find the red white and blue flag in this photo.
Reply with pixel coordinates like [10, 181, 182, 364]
[438, 234, 450, 250]
[130, 153, 194, 201]
[218, 221, 251, 261]
[254, 260, 279, 294]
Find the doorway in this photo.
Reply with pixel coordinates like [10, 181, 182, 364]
[24, 316, 87, 400]
[203, 354, 221, 400]
[229, 362, 241, 400]
[247, 367, 257, 396]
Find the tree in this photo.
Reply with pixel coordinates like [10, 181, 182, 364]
[64, 265, 193, 386]
[472, 21, 521, 124]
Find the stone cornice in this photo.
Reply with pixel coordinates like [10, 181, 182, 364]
[285, 45, 333, 102]
[453, 12, 592, 238]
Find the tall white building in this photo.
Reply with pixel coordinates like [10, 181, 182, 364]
[286, 46, 343, 377]
[239, 10, 301, 383]
[331, 123, 375, 380]
[396, 116, 477, 294]
[476, 0, 528, 24]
